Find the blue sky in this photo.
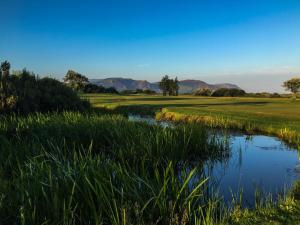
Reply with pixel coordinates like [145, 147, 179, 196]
[1, 0, 300, 92]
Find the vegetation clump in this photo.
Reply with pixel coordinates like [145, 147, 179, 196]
[121, 89, 156, 95]
[211, 88, 246, 97]
[63, 69, 89, 91]
[83, 83, 119, 94]
[0, 61, 90, 114]
[0, 112, 229, 225]
[159, 75, 179, 96]
[283, 77, 300, 98]
[193, 88, 246, 97]
[194, 88, 212, 96]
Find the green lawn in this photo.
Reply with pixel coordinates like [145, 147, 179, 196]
[83, 94, 300, 147]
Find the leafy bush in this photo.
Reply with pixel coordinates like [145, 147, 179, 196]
[83, 83, 119, 94]
[270, 92, 281, 98]
[37, 77, 90, 112]
[0, 68, 90, 114]
[212, 88, 246, 97]
[63, 69, 88, 91]
[143, 89, 156, 94]
[120, 89, 156, 95]
[245, 92, 282, 98]
[194, 88, 212, 96]
[83, 83, 106, 93]
[104, 86, 119, 94]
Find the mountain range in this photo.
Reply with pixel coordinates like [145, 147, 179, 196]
[90, 78, 240, 93]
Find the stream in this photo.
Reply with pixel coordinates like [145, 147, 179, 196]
[128, 114, 300, 206]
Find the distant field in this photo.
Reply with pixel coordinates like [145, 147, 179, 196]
[83, 94, 300, 146]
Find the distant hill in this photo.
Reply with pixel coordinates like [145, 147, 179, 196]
[90, 78, 240, 93]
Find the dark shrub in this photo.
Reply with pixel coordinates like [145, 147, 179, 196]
[38, 77, 90, 112]
[105, 87, 119, 94]
[143, 89, 156, 94]
[83, 83, 106, 93]
[212, 88, 246, 97]
[120, 89, 156, 95]
[120, 90, 135, 95]
[194, 88, 212, 96]
[270, 92, 281, 98]
[1, 69, 90, 114]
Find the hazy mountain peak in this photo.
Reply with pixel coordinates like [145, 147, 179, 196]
[90, 78, 240, 93]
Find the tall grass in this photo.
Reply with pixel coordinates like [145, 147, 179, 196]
[0, 112, 229, 225]
[156, 109, 300, 149]
[1, 112, 299, 224]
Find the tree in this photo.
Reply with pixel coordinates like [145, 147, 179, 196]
[283, 78, 300, 97]
[159, 75, 179, 96]
[174, 77, 179, 96]
[159, 75, 169, 96]
[0, 60, 11, 109]
[63, 70, 88, 91]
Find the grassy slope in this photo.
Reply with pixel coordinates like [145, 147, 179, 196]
[83, 94, 300, 128]
[83, 94, 300, 144]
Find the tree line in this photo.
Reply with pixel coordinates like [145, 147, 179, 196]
[194, 88, 246, 97]
[1, 60, 300, 114]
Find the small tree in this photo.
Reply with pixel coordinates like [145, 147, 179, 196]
[159, 75, 179, 96]
[283, 78, 300, 97]
[0, 60, 11, 109]
[159, 75, 169, 96]
[174, 77, 179, 96]
[63, 70, 88, 91]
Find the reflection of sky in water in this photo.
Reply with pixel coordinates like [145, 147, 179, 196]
[128, 115, 300, 207]
[205, 135, 300, 206]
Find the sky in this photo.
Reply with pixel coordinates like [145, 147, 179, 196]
[1, 0, 300, 92]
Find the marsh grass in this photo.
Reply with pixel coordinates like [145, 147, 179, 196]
[0, 112, 230, 225]
[83, 94, 300, 149]
[0, 112, 299, 224]
[156, 109, 300, 149]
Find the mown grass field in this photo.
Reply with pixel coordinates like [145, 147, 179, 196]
[83, 94, 300, 147]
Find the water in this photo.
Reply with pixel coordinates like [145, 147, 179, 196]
[206, 134, 300, 206]
[128, 114, 170, 128]
[128, 114, 300, 206]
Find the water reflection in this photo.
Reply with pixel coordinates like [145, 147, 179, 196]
[128, 114, 300, 206]
[206, 134, 300, 206]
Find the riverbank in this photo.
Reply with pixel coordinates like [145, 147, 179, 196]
[83, 94, 300, 148]
[156, 109, 300, 149]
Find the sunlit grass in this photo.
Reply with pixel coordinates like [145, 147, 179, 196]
[83, 94, 300, 148]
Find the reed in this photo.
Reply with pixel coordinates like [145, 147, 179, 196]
[0, 112, 299, 224]
[156, 109, 300, 149]
[0, 112, 228, 224]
